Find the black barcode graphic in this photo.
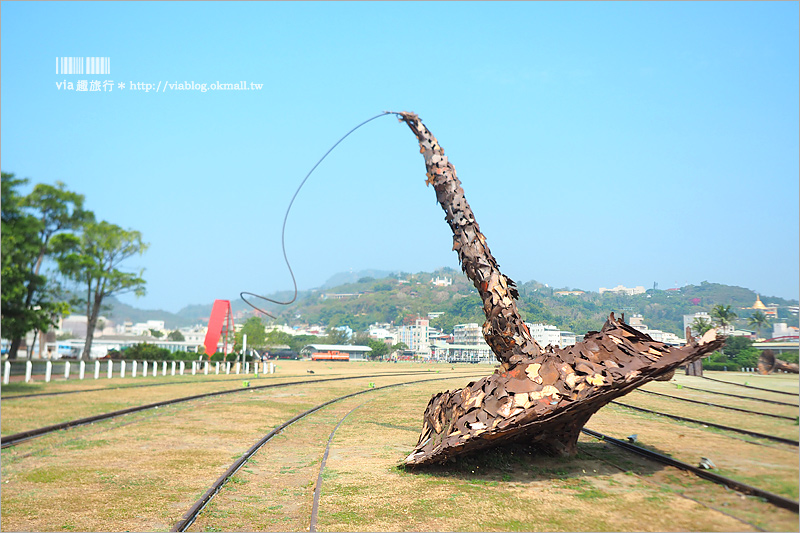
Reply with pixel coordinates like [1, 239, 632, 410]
[56, 57, 110, 75]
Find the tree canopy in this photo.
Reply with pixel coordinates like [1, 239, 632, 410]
[711, 304, 738, 329]
[236, 316, 267, 349]
[53, 220, 148, 359]
[1, 174, 84, 358]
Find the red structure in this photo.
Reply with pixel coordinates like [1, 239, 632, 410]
[203, 300, 235, 360]
[311, 351, 350, 362]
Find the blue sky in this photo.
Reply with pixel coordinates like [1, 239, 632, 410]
[2, 1, 798, 313]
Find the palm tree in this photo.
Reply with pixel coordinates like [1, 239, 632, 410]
[747, 311, 770, 339]
[711, 304, 737, 331]
[691, 317, 714, 336]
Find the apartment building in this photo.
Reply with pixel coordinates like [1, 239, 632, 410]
[396, 318, 435, 357]
[525, 322, 576, 348]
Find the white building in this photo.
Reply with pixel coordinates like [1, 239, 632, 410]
[453, 323, 485, 345]
[58, 314, 115, 338]
[683, 312, 712, 335]
[369, 323, 398, 345]
[397, 318, 434, 357]
[430, 276, 453, 287]
[683, 311, 736, 336]
[178, 325, 208, 344]
[116, 319, 167, 337]
[431, 340, 494, 364]
[599, 285, 646, 296]
[629, 314, 685, 345]
[773, 323, 799, 339]
[525, 322, 576, 348]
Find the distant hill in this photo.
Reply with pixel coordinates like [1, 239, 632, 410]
[101, 297, 191, 329]
[321, 269, 395, 289]
[102, 269, 798, 336]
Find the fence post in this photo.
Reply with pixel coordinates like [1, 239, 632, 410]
[245, 362, 250, 374]
[236, 362, 240, 375]
[171, 361, 176, 376]
[25, 360, 33, 383]
[120, 361, 126, 378]
[162, 361, 167, 376]
[204, 361, 209, 375]
[108, 360, 113, 379]
[180, 361, 185, 375]
[45, 360, 53, 383]
[132, 361, 138, 377]
[191, 361, 196, 375]
[64, 361, 70, 380]
[215, 362, 220, 374]
[254, 361, 260, 375]
[226, 362, 230, 375]
[3, 361, 10, 385]
[94, 361, 100, 379]
[143, 361, 149, 377]
[79, 360, 86, 380]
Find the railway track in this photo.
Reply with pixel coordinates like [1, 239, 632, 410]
[679, 384, 799, 407]
[580, 428, 799, 513]
[3, 370, 797, 531]
[173, 380, 799, 532]
[610, 400, 799, 446]
[701, 376, 800, 397]
[0, 370, 475, 448]
[170, 374, 474, 532]
[635, 388, 797, 420]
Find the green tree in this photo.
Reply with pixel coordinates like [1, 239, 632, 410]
[690, 317, 714, 336]
[723, 336, 753, 357]
[352, 333, 390, 360]
[710, 304, 737, 330]
[168, 330, 185, 341]
[391, 342, 409, 354]
[149, 329, 164, 338]
[325, 327, 351, 345]
[265, 329, 293, 347]
[236, 316, 267, 349]
[366, 339, 389, 360]
[747, 311, 770, 339]
[1, 174, 85, 358]
[53, 220, 148, 360]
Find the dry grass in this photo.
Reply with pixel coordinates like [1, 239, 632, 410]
[1, 364, 797, 532]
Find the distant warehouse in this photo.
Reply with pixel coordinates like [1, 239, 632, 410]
[300, 344, 373, 361]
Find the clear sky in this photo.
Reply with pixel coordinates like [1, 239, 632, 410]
[2, 1, 798, 313]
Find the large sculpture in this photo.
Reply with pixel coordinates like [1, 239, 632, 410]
[758, 350, 799, 374]
[395, 112, 725, 466]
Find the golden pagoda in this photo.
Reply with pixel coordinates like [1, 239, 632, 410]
[748, 294, 777, 317]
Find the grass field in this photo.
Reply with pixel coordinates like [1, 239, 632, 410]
[1, 362, 797, 532]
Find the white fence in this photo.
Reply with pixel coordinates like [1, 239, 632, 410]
[3, 360, 276, 385]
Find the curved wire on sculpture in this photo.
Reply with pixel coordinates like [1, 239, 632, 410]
[240, 111, 397, 318]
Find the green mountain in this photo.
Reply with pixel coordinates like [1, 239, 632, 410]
[103, 270, 798, 336]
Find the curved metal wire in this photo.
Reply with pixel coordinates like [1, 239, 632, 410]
[241, 111, 400, 317]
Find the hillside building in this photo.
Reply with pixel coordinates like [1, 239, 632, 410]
[744, 294, 779, 318]
[599, 285, 646, 296]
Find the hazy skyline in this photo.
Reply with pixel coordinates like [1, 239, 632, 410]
[2, 1, 798, 312]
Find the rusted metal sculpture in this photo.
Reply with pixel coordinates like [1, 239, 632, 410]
[758, 350, 799, 374]
[394, 111, 726, 466]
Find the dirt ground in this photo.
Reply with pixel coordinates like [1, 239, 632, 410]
[1, 364, 797, 532]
